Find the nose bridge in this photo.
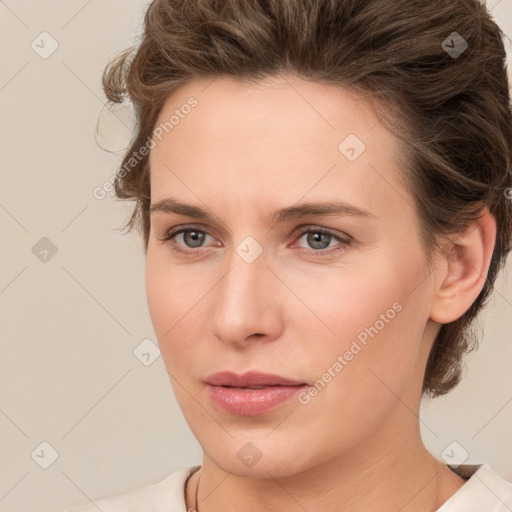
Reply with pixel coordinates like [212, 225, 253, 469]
[208, 240, 282, 344]
[218, 244, 269, 311]
[218, 228, 270, 292]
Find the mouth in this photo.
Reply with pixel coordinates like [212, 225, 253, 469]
[203, 371, 308, 416]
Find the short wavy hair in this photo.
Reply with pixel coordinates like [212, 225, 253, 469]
[101, 0, 512, 398]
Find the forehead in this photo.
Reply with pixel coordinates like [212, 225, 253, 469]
[152, 74, 386, 149]
[148, 75, 411, 216]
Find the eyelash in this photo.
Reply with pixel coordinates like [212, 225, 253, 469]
[158, 224, 353, 258]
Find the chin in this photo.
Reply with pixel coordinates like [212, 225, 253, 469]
[197, 430, 319, 479]
[211, 450, 303, 479]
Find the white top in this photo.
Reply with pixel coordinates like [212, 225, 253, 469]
[59, 463, 512, 512]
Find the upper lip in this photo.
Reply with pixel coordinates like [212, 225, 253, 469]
[204, 371, 306, 387]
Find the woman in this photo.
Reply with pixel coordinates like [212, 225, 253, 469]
[62, 0, 512, 510]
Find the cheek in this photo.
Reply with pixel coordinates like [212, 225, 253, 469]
[294, 251, 430, 390]
[145, 247, 206, 332]
[145, 254, 174, 336]
[145, 250, 217, 375]
[289, 279, 428, 452]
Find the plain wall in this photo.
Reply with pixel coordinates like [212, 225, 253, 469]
[0, 1, 511, 511]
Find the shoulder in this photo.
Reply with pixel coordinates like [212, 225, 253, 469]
[56, 465, 200, 512]
[438, 464, 512, 511]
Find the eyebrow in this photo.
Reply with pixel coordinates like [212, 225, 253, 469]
[150, 197, 376, 223]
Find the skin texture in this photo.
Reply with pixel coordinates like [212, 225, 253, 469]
[145, 74, 496, 512]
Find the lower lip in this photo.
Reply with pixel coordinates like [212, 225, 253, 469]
[206, 384, 307, 416]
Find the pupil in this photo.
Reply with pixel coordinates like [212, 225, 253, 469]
[185, 230, 204, 247]
[308, 232, 330, 249]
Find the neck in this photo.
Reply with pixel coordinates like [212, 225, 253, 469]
[187, 405, 466, 512]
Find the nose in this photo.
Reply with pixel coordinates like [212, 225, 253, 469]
[206, 247, 284, 348]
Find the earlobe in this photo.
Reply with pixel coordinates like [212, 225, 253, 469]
[430, 207, 497, 325]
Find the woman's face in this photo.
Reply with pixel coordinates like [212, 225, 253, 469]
[145, 75, 439, 477]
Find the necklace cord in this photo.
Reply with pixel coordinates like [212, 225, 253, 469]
[188, 470, 201, 512]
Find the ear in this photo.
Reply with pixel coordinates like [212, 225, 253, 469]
[430, 207, 497, 324]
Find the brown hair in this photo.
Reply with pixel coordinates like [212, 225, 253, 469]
[101, 0, 512, 397]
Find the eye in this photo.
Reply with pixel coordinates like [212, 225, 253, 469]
[159, 225, 218, 254]
[292, 227, 352, 256]
[158, 225, 352, 257]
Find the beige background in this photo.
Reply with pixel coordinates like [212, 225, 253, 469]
[0, 1, 511, 511]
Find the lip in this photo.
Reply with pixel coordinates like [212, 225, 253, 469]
[204, 371, 306, 387]
[204, 371, 307, 416]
